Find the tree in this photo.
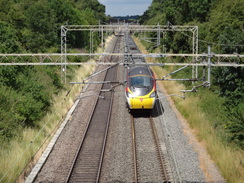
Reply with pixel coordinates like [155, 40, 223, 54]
[0, 21, 22, 53]
[23, 0, 57, 52]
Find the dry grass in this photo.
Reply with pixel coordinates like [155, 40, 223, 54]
[0, 36, 115, 182]
[134, 37, 244, 183]
[0, 63, 95, 183]
[0, 36, 113, 182]
[154, 66, 244, 183]
[1, 36, 242, 182]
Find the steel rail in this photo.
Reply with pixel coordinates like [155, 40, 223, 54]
[96, 66, 116, 183]
[130, 115, 138, 183]
[1, 53, 243, 67]
[65, 87, 101, 182]
[65, 35, 121, 183]
[0, 62, 243, 67]
[130, 115, 171, 182]
[96, 35, 121, 182]
[149, 116, 170, 182]
[0, 53, 243, 57]
[65, 59, 111, 182]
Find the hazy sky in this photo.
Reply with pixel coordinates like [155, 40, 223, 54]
[98, 0, 152, 16]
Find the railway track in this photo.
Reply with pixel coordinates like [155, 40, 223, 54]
[26, 32, 219, 183]
[131, 113, 172, 182]
[65, 35, 123, 182]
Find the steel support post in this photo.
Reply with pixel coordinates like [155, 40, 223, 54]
[90, 30, 94, 55]
[207, 46, 211, 87]
[90, 30, 91, 54]
[61, 26, 67, 84]
[92, 30, 94, 53]
[192, 65, 195, 83]
[192, 26, 199, 82]
[162, 31, 166, 53]
[99, 20, 101, 38]
[192, 27, 199, 58]
[203, 66, 206, 81]
[102, 26, 104, 48]
[157, 24, 161, 47]
[194, 27, 199, 78]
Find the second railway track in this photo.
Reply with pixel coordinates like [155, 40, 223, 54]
[27, 31, 216, 183]
[66, 35, 123, 182]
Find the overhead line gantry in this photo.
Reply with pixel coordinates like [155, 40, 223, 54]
[1, 24, 243, 87]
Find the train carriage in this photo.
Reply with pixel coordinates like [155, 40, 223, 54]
[125, 66, 157, 110]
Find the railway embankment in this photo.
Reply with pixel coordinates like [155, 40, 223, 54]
[134, 37, 244, 183]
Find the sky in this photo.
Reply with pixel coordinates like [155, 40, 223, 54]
[98, 0, 152, 16]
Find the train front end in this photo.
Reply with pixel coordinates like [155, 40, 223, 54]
[126, 67, 157, 110]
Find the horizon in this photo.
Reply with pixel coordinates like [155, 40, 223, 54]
[98, 0, 152, 17]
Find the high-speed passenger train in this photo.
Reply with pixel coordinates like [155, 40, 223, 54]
[125, 66, 157, 110]
[125, 34, 157, 110]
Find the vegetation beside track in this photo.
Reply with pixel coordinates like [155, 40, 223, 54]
[139, 0, 244, 149]
[135, 37, 244, 183]
[0, 63, 95, 182]
[0, 0, 106, 181]
[138, 1, 244, 181]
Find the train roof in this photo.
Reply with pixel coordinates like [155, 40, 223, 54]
[128, 66, 152, 77]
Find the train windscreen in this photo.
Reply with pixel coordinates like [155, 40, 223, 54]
[130, 76, 152, 88]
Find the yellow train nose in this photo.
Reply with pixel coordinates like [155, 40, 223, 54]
[129, 97, 155, 109]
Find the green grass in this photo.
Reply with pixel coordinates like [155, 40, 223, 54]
[135, 38, 244, 183]
[0, 34, 114, 182]
[156, 67, 243, 183]
[0, 64, 95, 183]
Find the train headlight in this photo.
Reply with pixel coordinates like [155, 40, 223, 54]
[126, 91, 133, 98]
[150, 92, 156, 98]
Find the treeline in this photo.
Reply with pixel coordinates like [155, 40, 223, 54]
[0, 0, 106, 144]
[140, 0, 244, 148]
[112, 15, 140, 22]
[0, 0, 107, 53]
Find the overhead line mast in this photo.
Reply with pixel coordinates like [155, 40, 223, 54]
[1, 23, 243, 87]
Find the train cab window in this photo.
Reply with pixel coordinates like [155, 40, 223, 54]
[130, 76, 152, 88]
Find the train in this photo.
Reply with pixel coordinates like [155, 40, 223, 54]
[125, 66, 157, 110]
[124, 34, 157, 110]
